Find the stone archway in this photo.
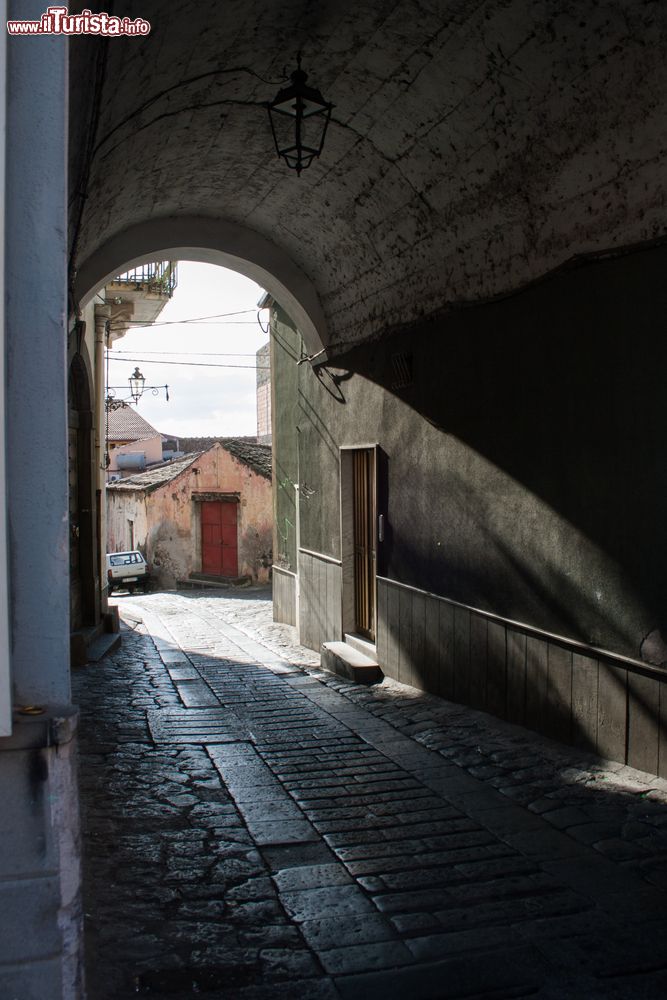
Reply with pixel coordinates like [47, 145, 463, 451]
[74, 216, 328, 360]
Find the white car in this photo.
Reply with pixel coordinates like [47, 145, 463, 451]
[106, 551, 150, 594]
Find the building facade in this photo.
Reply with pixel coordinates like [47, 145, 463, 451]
[107, 442, 272, 587]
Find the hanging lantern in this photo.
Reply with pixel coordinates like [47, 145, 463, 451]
[128, 367, 146, 404]
[267, 54, 333, 175]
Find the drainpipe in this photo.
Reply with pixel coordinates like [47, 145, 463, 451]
[295, 482, 301, 643]
[94, 304, 110, 609]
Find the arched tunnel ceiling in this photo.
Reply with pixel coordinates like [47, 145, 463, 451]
[70, 0, 667, 355]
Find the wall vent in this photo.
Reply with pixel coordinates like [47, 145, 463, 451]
[391, 352, 413, 389]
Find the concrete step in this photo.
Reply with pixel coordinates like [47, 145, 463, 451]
[344, 632, 377, 659]
[177, 578, 238, 591]
[321, 641, 383, 685]
[178, 573, 252, 591]
[71, 622, 122, 667]
[86, 631, 122, 662]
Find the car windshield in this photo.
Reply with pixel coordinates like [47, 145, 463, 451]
[109, 553, 143, 566]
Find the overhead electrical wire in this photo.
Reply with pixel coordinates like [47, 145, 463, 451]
[107, 307, 264, 330]
[110, 350, 261, 357]
[106, 356, 269, 370]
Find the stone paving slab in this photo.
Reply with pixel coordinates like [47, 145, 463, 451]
[146, 707, 246, 745]
[74, 590, 667, 999]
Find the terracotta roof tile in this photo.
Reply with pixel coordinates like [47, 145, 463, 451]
[107, 403, 160, 442]
[107, 452, 203, 492]
[106, 437, 272, 494]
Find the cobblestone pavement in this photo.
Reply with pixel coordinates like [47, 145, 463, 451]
[74, 588, 667, 1000]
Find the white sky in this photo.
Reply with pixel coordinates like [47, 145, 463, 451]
[106, 261, 269, 438]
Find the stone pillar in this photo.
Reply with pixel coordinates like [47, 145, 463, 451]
[0, 3, 84, 997]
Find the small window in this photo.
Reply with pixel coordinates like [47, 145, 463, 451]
[110, 553, 132, 566]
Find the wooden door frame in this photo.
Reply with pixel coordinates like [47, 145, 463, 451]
[340, 444, 378, 643]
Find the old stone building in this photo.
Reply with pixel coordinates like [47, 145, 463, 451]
[107, 440, 272, 587]
[2, 2, 667, 996]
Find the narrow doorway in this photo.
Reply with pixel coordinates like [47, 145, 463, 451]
[352, 448, 377, 640]
[201, 500, 239, 577]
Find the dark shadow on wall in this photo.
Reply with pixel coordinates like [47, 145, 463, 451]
[333, 242, 667, 662]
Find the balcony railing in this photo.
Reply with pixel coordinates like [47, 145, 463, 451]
[110, 261, 178, 297]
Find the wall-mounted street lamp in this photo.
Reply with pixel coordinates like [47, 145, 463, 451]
[266, 53, 334, 176]
[105, 367, 169, 412]
[103, 366, 170, 470]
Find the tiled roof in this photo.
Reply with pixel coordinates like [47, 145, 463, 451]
[107, 453, 203, 493]
[174, 435, 256, 452]
[221, 439, 271, 480]
[106, 438, 272, 495]
[107, 402, 160, 442]
[174, 437, 272, 480]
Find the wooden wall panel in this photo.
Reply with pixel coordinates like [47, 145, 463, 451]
[571, 653, 598, 752]
[438, 600, 455, 700]
[546, 644, 573, 743]
[411, 592, 426, 691]
[423, 595, 440, 693]
[525, 636, 549, 732]
[272, 567, 296, 627]
[597, 663, 627, 762]
[486, 621, 507, 719]
[298, 551, 341, 652]
[506, 630, 526, 725]
[453, 606, 471, 704]
[627, 673, 660, 775]
[385, 582, 400, 680]
[469, 613, 488, 711]
[398, 585, 414, 687]
[377, 579, 388, 668]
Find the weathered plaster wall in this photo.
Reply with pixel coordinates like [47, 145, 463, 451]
[107, 445, 272, 587]
[108, 434, 163, 473]
[106, 492, 148, 557]
[71, 1, 667, 356]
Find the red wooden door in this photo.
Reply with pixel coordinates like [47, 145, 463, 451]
[201, 501, 238, 577]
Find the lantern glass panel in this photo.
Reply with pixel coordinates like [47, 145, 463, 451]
[269, 106, 296, 154]
[129, 369, 145, 402]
